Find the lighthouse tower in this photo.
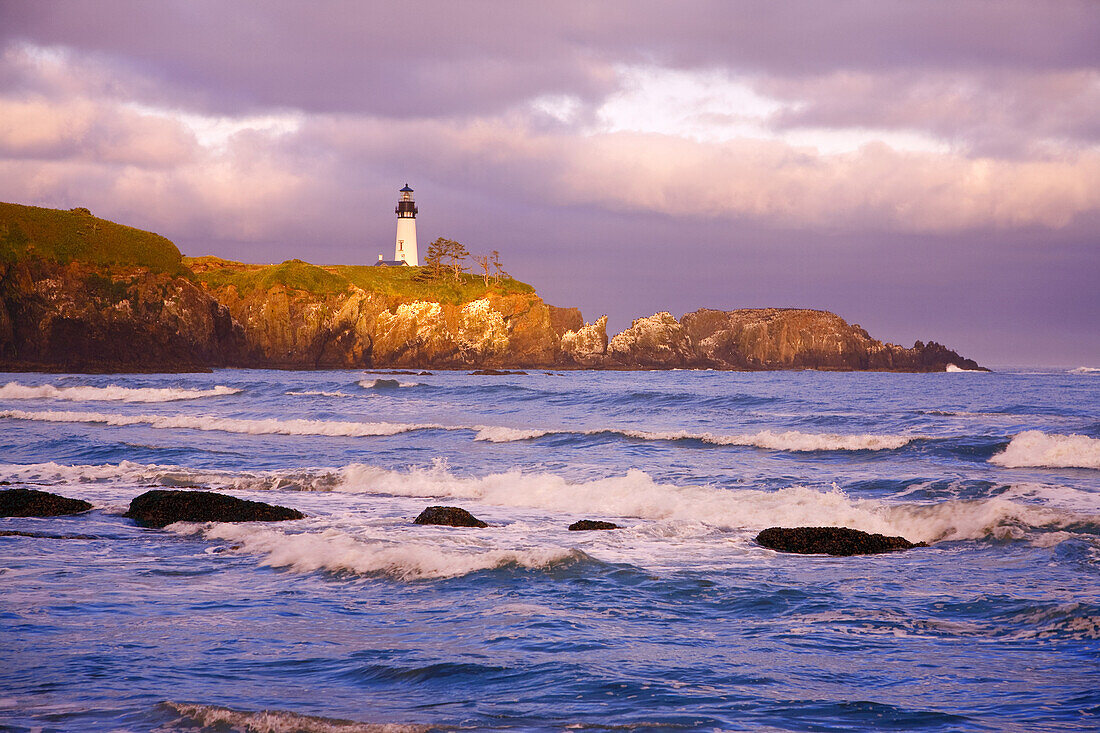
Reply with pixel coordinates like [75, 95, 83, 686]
[394, 184, 418, 265]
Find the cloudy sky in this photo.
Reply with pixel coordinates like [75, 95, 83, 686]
[1, 1, 1097, 365]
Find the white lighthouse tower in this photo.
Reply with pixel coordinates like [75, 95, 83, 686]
[394, 184, 419, 265]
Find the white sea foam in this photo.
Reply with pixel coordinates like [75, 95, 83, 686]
[2, 459, 1093, 547]
[1070, 366, 1100, 375]
[475, 426, 919, 451]
[334, 462, 1088, 543]
[0, 409, 919, 452]
[285, 390, 356, 398]
[0, 382, 240, 402]
[0, 409, 444, 437]
[945, 364, 984, 373]
[163, 701, 429, 733]
[190, 524, 583, 580]
[991, 431, 1100, 469]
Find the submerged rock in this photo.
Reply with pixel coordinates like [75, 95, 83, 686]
[413, 506, 488, 528]
[756, 526, 926, 556]
[124, 489, 304, 528]
[568, 520, 620, 531]
[0, 488, 92, 517]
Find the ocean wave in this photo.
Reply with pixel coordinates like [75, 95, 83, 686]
[285, 390, 356, 398]
[161, 701, 430, 733]
[0, 409, 444, 437]
[945, 364, 984, 373]
[359, 378, 418, 389]
[3, 460, 1094, 545]
[475, 426, 920, 451]
[990, 431, 1100, 469]
[334, 462, 1092, 544]
[0, 382, 240, 402]
[1070, 366, 1100, 375]
[0, 408, 920, 452]
[182, 523, 586, 580]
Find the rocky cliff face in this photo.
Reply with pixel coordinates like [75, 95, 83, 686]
[0, 258, 243, 372]
[0, 260, 984, 372]
[0, 202, 984, 373]
[597, 308, 984, 371]
[195, 276, 564, 369]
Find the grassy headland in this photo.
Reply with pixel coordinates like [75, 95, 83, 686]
[0, 202, 186, 275]
[185, 256, 535, 303]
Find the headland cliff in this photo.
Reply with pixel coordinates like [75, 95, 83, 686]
[0, 203, 984, 372]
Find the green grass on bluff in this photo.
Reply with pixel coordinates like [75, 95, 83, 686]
[0, 202, 186, 275]
[185, 256, 535, 304]
[0, 201, 536, 303]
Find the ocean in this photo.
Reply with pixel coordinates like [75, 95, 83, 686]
[1, 367, 1098, 732]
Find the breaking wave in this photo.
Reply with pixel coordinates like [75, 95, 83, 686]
[285, 390, 356, 398]
[181, 523, 586, 580]
[475, 426, 920, 451]
[0, 409, 443, 437]
[0, 382, 240, 402]
[991, 431, 1100, 469]
[0, 409, 920, 452]
[945, 364, 984, 373]
[3, 460, 1095, 545]
[1070, 366, 1100, 375]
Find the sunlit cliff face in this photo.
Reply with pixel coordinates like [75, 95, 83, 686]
[1, 2, 1098, 363]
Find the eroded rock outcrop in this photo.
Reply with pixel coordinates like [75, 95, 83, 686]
[756, 526, 927, 556]
[124, 489, 304, 528]
[413, 506, 489, 528]
[602, 308, 984, 372]
[561, 316, 608, 366]
[0, 488, 92, 517]
[0, 259, 245, 372]
[606, 312, 695, 368]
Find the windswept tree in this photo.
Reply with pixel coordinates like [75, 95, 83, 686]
[421, 237, 449, 280]
[445, 239, 469, 281]
[473, 253, 492, 287]
[490, 250, 508, 281]
[419, 237, 469, 282]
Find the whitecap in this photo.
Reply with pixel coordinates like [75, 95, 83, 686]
[991, 431, 1100, 469]
[188, 523, 585, 580]
[0, 382, 240, 402]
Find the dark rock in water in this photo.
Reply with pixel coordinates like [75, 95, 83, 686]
[0, 488, 92, 517]
[756, 526, 926, 556]
[414, 506, 488, 528]
[469, 369, 527, 375]
[568, 520, 620, 531]
[369, 378, 401, 388]
[0, 529, 99, 540]
[124, 489, 304, 528]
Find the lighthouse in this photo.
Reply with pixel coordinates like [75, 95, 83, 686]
[394, 184, 419, 265]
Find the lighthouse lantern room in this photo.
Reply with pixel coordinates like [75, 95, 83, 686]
[394, 184, 419, 265]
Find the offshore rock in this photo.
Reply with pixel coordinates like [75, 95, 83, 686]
[124, 489, 305, 528]
[568, 520, 620, 531]
[413, 506, 489, 528]
[561, 315, 609, 366]
[679, 308, 985, 371]
[755, 526, 927, 556]
[599, 308, 984, 372]
[0, 488, 93, 517]
[606, 312, 695, 368]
